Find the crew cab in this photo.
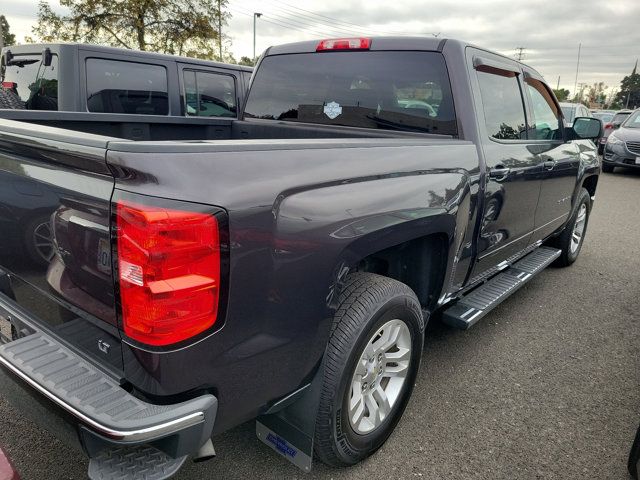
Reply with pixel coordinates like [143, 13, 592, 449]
[0, 37, 601, 479]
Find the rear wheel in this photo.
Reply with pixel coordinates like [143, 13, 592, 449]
[313, 273, 424, 467]
[549, 188, 591, 267]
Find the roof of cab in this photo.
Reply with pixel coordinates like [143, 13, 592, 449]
[1, 42, 253, 72]
[263, 36, 547, 86]
[265, 36, 448, 56]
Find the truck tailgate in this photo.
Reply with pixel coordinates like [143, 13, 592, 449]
[0, 119, 123, 371]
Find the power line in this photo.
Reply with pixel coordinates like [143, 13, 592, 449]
[265, 0, 438, 37]
[228, 6, 341, 39]
[230, 2, 365, 37]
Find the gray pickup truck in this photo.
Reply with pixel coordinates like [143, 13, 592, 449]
[0, 37, 601, 479]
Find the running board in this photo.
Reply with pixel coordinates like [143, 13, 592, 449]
[443, 247, 561, 329]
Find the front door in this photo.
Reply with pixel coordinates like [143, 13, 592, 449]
[522, 73, 580, 241]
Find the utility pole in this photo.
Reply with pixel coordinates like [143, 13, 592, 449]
[626, 91, 631, 109]
[253, 13, 262, 61]
[556, 76, 560, 90]
[515, 47, 526, 61]
[217, 0, 222, 61]
[573, 43, 581, 101]
[0, 17, 4, 51]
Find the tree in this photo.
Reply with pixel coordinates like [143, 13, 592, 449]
[238, 56, 256, 67]
[1, 15, 16, 47]
[31, 0, 229, 60]
[614, 64, 640, 110]
[586, 82, 607, 107]
[553, 88, 570, 102]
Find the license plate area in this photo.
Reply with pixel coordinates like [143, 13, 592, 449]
[635, 157, 640, 165]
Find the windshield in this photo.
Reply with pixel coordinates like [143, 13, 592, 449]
[622, 111, 640, 128]
[561, 105, 576, 122]
[593, 112, 614, 123]
[244, 51, 456, 135]
[1, 53, 58, 110]
[613, 112, 631, 124]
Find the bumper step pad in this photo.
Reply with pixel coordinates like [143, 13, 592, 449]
[0, 320, 216, 480]
[443, 246, 561, 329]
[88, 445, 186, 480]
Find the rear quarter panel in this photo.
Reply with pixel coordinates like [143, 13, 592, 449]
[106, 138, 480, 433]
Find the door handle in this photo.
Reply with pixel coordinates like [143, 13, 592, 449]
[543, 160, 556, 171]
[489, 166, 510, 181]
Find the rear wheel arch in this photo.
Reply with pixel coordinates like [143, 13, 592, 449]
[331, 232, 451, 314]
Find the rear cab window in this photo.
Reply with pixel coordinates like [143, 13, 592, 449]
[1, 52, 59, 110]
[183, 70, 237, 117]
[86, 58, 168, 115]
[244, 51, 457, 135]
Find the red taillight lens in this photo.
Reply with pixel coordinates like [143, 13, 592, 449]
[604, 123, 613, 129]
[1, 81, 17, 89]
[116, 200, 220, 346]
[316, 38, 371, 51]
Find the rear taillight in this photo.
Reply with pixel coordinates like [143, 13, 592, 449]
[1, 81, 17, 89]
[316, 38, 371, 51]
[604, 123, 613, 129]
[116, 200, 220, 346]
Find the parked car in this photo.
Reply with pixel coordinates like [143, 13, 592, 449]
[0, 446, 19, 480]
[630, 422, 640, 479]
[560, 102, 593, 127]
[598, 109, 634, 154]
[0, 43, 252, 120]
[0, 44, 252, 266]
[602, 109, 640, 172]
[592, 111, 614, 124]
[0, 36, 601, 480]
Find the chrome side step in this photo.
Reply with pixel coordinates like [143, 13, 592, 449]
[443, 247, 561, 329]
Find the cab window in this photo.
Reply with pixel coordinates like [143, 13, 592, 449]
[183, 70, 237, 117]
[476, 67, 527, 140]
[1, 53, 59, 110]
[86, 58, 168, 115]
[525, 79, 562, 140]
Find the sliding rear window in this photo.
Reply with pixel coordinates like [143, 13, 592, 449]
[244, 51, 456, 135]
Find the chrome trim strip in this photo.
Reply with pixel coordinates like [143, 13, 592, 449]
[0, 355, 204, 442]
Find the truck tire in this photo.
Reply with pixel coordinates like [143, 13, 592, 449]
[314, 272, 424, 467]
[549, 188, 591, 267]
[0, 89, 25, 109]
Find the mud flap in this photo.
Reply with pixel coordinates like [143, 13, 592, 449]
[255, 363, 324, 472]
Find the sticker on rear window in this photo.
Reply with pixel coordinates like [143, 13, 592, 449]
[324, 101, 342, 119]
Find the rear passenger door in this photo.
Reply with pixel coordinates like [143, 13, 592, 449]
[522, 72, 580, 241]
[178, 65, 240, 118]
[467, 51, 543, 281]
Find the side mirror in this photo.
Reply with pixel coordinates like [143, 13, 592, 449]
[613, 122, 622, 130]
[566, 117, 603, 141]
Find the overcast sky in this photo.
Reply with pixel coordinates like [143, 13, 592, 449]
[4, 0, 639, 97]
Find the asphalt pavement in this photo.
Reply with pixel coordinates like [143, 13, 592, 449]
[1, 168, 639, 480]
